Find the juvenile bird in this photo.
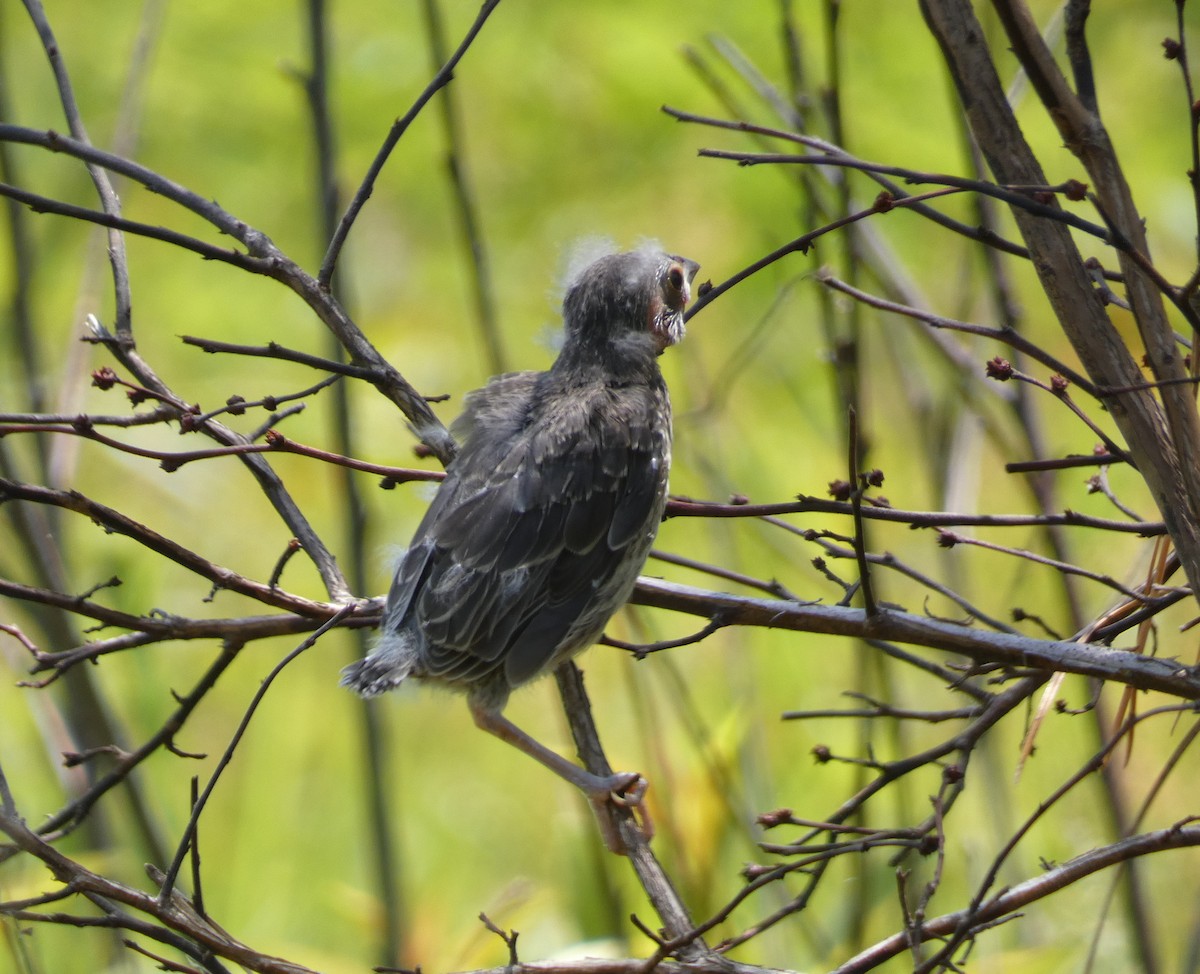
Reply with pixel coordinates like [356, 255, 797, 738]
[342, 248, 699, 852]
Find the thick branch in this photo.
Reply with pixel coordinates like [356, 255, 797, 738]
[918, 0, 1200, 603]
[630, 578, 1200, 699]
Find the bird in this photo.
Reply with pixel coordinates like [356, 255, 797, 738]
[341, 247, 699, 852]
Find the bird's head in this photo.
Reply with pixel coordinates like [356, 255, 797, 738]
[561, 249, 700, 358]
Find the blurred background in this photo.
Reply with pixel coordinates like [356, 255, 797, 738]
[2, 1, 1198, 971]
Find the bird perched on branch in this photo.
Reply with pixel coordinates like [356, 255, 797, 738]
[342, 247, 699, 852]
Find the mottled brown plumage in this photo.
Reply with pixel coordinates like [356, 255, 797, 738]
[342, 248, 699, 851]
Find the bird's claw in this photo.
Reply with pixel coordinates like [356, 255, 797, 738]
[591, 772, 654, 854]
[609, 772, 648, 808]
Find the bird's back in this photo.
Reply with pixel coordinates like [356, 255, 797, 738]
[343, 248, 697, 710]
[362, 364, 671, 709]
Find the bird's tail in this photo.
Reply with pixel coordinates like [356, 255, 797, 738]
[339, 632, 417, 698]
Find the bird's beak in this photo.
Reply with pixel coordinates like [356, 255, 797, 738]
[682, 259, 701, 304]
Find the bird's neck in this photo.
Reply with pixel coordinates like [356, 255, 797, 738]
[550, 331, 663, 388]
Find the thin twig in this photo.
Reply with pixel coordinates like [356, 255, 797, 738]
[319, 0, 503, 286]
[158, 605, 356, 901]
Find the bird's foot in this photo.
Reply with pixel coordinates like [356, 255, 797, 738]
[587, 771, 654, 855]
[466, 700, 654, 854]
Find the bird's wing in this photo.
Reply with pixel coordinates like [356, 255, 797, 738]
[380, 371, 539, 640]
[389, 372, 668, 686]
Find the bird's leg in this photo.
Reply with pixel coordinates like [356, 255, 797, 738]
[468, 699, 650, 854]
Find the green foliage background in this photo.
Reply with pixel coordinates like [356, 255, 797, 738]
[3, 1, 1200, 972]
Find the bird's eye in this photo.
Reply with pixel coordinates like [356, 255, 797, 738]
[667, 264, 685, 292]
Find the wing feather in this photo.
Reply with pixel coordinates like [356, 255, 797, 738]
[385, 369, 670, 689]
